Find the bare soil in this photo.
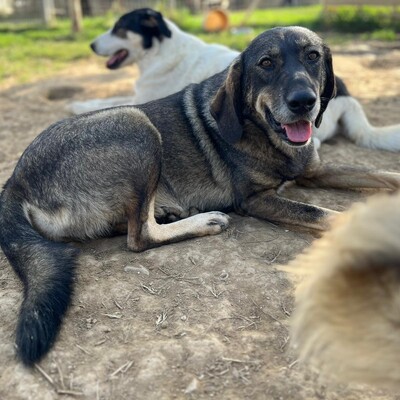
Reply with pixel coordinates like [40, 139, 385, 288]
[1, 42, 400, 400]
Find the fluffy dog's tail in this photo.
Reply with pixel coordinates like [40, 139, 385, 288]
[289, 193, 400, 389]
[339, 96, 400, 151]
[0, 191, 79, 366]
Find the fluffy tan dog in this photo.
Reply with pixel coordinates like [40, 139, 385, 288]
[290, 192, 400, 389]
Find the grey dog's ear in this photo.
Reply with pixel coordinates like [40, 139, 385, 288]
[210, 59, 243, 144]
[315, 45, 336, 129]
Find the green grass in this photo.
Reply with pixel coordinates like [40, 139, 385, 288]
[0, 16, 115, 83]
[0, 5, 398, 86]
[366, 28, 397, 41]
[167, 5, 323, 50]
[168, 5, 322, 32]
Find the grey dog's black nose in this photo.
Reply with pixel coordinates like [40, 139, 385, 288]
[90, 42, 96, 52]
[287, 90, 317, 113]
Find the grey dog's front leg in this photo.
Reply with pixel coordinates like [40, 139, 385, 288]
[298, 163, 400, 191]
[240, 190, 338, 231]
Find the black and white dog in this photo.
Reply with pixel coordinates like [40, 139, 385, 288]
[69, 8, 400, 151]
[69, 9, 236, 111]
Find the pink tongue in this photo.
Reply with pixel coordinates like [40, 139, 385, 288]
[106, 50, 128, 68]
[106, 54, 120, 68]
[282, 120, 312, 143]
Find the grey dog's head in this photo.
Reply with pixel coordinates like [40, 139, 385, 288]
[211, 26, 336, 147]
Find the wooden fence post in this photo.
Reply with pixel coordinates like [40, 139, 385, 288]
[69, 0, 83, 33]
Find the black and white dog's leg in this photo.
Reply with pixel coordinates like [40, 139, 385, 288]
[339, 96, 400, 151]
[67, 95, 136, 115]
[314, 95, 400, 151]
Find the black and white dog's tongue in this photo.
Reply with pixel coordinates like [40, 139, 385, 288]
[106, 49, 129, 69]
[282, 120, 312, 143]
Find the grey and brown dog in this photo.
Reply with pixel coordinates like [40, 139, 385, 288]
[1, 26, 400, 366]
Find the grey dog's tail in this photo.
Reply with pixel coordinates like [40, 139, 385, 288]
[0, 191, 79, 365]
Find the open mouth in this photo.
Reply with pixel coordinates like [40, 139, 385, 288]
[106, 49, 129, 69]
[282, 120, 313, 145]
[267, 112, 312, 146]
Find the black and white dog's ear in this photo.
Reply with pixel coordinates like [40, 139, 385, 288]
[140, 10, 172, 48]
[315, 44, 336, 128]
[210, 59, 243, 144]
[154, 11, 172, 39]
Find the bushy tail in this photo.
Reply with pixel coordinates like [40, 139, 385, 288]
[0, 192, 79, 365]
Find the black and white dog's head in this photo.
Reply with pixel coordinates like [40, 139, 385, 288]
[91, 8, 172, 69]
[211, 26, 336, 148]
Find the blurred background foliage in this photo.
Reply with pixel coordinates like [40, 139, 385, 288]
[0, 3, 399, 85]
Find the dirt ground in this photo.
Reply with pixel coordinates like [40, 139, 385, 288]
[1, 40, 400, 400]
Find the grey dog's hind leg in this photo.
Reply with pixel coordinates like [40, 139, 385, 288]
[126, 195, 230, 252]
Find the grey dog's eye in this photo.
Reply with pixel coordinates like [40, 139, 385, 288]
[259, 57, 273, 68]
[308, 51, 320, 61]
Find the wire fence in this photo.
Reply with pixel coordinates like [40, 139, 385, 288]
[0, 0, 397, 24]
[0, 0, 320, 23]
